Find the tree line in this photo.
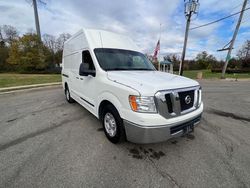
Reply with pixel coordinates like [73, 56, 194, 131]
[1, 24, 249, 73]
[0, 25, 71, 73]
[149, 40, 250, 73]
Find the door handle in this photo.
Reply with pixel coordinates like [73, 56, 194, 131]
[76, 77, 79, 79]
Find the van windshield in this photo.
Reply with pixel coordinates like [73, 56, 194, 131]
[94, 48, 156, 71]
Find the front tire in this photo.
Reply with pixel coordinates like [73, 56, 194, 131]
[65, 86, 74, 103]
[102, 104, 125, 144]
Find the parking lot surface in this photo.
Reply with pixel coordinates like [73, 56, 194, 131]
[0, 80, 250, 188]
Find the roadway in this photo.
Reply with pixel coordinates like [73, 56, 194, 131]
[0, 80, 250, 188]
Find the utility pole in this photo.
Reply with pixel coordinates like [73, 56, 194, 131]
[179, 14, 191, 75]
[179, 0, 199, 76]
[221, 0, 248, 78]
[32, 0, 41, 40]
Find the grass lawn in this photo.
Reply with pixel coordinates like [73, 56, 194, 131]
[0, 73, 61, 88]
[178, 70, 250, 79]
[0, 70, 249, 88]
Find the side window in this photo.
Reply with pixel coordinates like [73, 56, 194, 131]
[82, 50, 95, 71]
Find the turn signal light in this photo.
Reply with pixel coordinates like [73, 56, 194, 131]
[129, 95, 138, 111]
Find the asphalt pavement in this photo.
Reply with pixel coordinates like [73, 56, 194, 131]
[0, 80, 250, 188]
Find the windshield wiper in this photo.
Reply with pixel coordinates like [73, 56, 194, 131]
[106, 68, 155, 71]
[106, 68, 129, 71]
[130, 68, 154, 71]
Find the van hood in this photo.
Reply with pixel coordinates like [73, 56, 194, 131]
[107, 71, 199, 95]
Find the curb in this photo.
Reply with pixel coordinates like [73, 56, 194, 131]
[197, 78, 250, 82]
[0, 82, 61, 93]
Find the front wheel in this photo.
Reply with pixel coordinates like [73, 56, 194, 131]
[65, 86, 74, 103]
[102, 104, 125, 144]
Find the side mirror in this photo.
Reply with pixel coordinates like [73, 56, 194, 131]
[79, 63, 96, 77]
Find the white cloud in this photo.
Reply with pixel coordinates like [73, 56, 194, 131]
[0, 0, 249, 60]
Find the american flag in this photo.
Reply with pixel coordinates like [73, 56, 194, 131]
[153, 40, 160, 60]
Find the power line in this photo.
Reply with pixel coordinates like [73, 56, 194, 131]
[231, 3, 243, 11]
[241, 15, 250, 24]
[190, 7, 250, 30]
[228, 0, 249, 12]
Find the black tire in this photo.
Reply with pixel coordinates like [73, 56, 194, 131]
[65, 86, 75, 103]
[102, 104, 125, 144]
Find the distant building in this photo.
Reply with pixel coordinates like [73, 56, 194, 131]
[159, 60, 173, 73]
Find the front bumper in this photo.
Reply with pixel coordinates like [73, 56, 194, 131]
[124, 113, 202, 144]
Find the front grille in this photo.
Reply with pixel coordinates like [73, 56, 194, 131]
[170, 115, 201, 134]
[155, 86, 201, 119]
[178, 90, 194, 111]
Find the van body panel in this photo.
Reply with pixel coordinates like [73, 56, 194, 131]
[62, 28, 203, 144]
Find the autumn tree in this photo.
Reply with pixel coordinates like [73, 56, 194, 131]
[0, 25, 19, 71]
[7, 34, 50, 72]
[0, 41, 9, 72]
[195, 51, 217, 69]
[0, 23, 73, 72]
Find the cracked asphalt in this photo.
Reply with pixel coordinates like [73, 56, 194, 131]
[0, 80, 250, 188]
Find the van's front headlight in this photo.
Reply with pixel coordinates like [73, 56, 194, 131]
[129, 95, 157, 113]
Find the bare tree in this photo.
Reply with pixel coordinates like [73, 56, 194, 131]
[26, 28, 36, 35]
[56, 33, 71, 51]
[0, 27, 3, 42]
[164, 54, 180, 64]
[1, 25, 18, 44]
[237, 40, 250, 60]
[43, 34, 56, 52]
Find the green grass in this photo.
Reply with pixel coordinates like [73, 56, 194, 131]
[0, 73, 61, 88]
[1, 70, 249, 88]
[177, 70, 250, 79]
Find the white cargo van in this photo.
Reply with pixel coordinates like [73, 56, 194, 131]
[62, 29, 203, 144]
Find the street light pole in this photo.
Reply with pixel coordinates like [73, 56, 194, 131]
[179, 0, 199, 76]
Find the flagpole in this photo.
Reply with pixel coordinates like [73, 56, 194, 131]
[158, 23, 162, 71]
[159, 23, 162, 40]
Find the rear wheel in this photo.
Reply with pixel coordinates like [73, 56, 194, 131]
[102, 104, 125, 144]
[65, 86, 74, 103]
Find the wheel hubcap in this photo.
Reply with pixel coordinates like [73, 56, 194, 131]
[104, 113, 117, 137]
[66, 90, 70, 100]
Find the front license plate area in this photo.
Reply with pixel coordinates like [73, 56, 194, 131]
[170, 115, 201, 135]
[183, 123, 194, 134]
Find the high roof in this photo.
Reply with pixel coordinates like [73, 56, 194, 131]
[66, 29, 141, 52]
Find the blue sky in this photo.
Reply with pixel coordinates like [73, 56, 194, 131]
[0, 0, 250, 60]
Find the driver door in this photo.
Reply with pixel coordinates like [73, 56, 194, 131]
[77, 50, 96, 110]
